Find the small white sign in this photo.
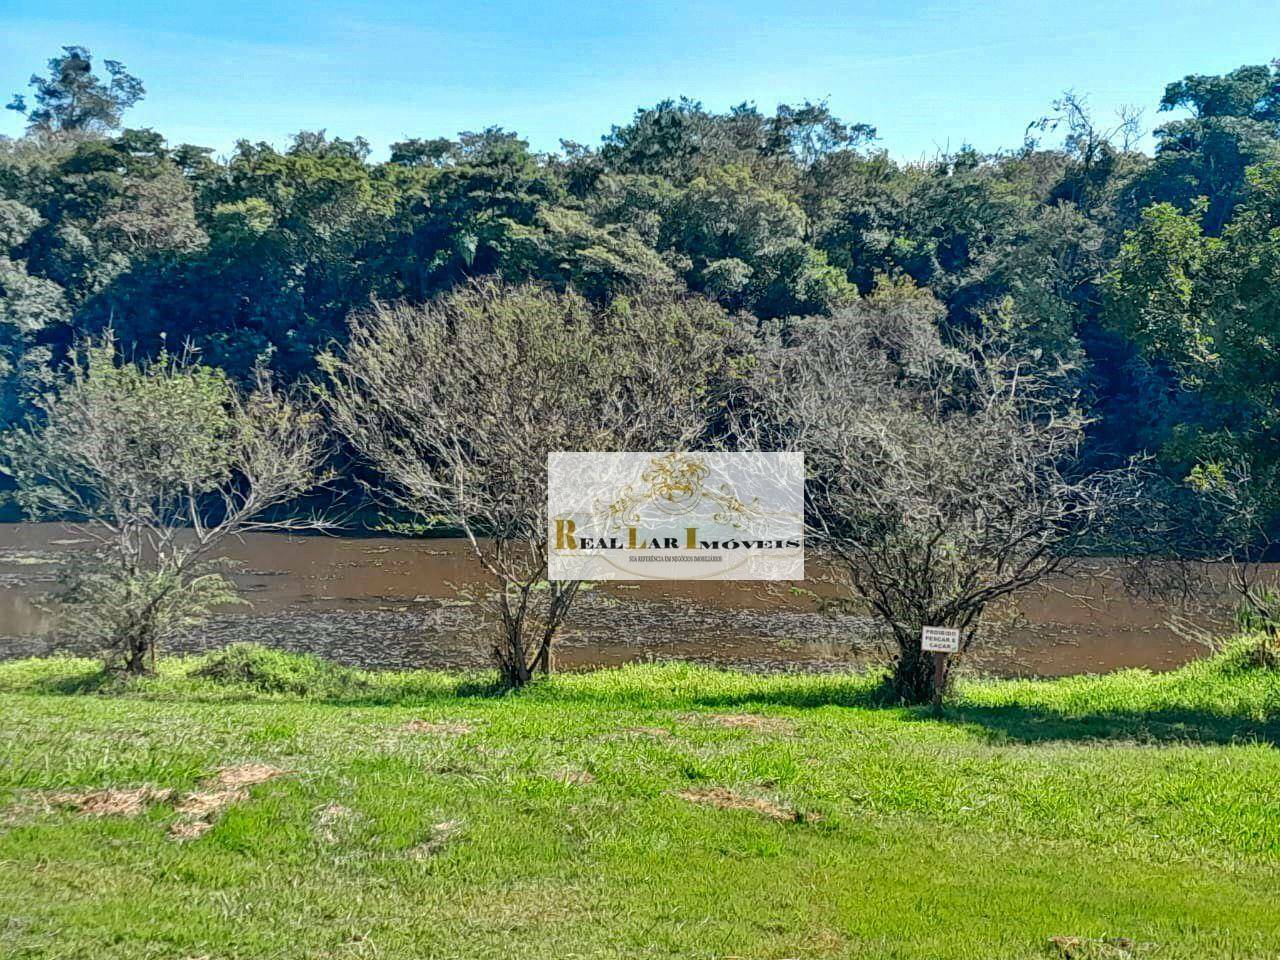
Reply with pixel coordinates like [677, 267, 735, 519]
[921, 626, 960, 653]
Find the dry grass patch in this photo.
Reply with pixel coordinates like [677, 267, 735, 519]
[676, 786, 818, 823]
[33, 763, 286, 832]
[552, 769, 596, 785]
[1049, 935, 1156, 959]
[692, 713, 795, 734]
[46, 786, 173, 817]
[314, 803, 361, 844]
[168, 820, 214, 841]
[172, 790, 234, 820]
[213, 762, 287, 790]
[600, 725, 674, 741]
[400, 719, 475, 735]
[168, 763, 288, 841]
[408, 818, 465, 859]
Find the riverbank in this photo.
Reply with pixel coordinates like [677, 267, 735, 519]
[0, 524, 1239, 677]
[2, 644, 1279, 958]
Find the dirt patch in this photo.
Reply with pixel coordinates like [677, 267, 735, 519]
[408, 818, 465, 859]
[211, 763, 287, 790]
[173, 789, 244, 820]
[1049, 936, 1156, 959]
[168, 820, 214, 841]
[315, 803, 361, 844]
[601, 725, 673, 741]
[684, 713, 795, 734]
[168, 763, 288, 841]
[677, 786, 818, 823]
[401, 719, 475, 735]
[47, 786, 173, 817]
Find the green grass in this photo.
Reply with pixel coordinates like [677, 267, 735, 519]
[1, 642, 1279, 959]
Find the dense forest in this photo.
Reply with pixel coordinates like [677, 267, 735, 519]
[2, 47, 1279, 548]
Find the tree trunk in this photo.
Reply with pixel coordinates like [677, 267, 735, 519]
[533, 639, 552, 675]
[890, 640, 946, 705]
[496, 650, 532, 688]
[494, 618, 537, 688]
[122, 633, 153, 676]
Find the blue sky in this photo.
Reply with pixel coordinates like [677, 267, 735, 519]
[4, 1, 1279, 161]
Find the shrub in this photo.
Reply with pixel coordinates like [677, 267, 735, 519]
[190, 644, 365, 696]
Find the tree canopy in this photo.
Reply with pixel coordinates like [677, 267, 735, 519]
[4, 47, 1280, 548]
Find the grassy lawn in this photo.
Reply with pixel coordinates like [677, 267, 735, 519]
[1, 643, 1279, 959]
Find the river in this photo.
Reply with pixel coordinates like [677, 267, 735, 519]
[0, 523, 1237, 676]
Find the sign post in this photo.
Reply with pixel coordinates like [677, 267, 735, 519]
[920, 626, 960, 715]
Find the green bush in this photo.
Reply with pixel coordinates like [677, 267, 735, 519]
[190, 644, 364, 696]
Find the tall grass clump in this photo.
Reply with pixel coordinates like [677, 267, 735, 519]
[190, 644, 366, 696]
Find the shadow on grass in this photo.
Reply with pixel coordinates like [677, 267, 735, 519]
[17, 668, 122, 696]
[938, 703, 1280, 747]
[678, 684, 1280, 746]
[682, 683, 892, 711]
[5, 645, 1276, 746]
[141, 674, 515, 707]
[0, 661, 510, 706]
[318, 676, 512, 706]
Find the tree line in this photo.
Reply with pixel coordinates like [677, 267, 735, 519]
[3, 48, 1279, 536]
[2, 47, 1280, 697]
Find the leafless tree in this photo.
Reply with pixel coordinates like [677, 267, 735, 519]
[0, 336, 330, 673]
[1026, 91, 1145, 161]
[324, 280, 741, 687]
[1195, 469, 1280, 664]
[1125, 462, 1280, 665]
[1024, 92, 1145, 215]
[740, 280, 1139, 703]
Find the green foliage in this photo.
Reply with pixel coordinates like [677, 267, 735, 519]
[1106, 201, 1219, 372]
[55, 559, 245, 673]
[1124, 61, 1280, 234]
[6, 46, 144, 134]
[0, 337, 328, 672]
[4, 47, 1280, 548]
[190, 643, 364, 696]
[1104, 161, 1280, 532]
[4, 341, 236, 511]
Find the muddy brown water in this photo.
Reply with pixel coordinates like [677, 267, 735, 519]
[0, 523, 1241, 677]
